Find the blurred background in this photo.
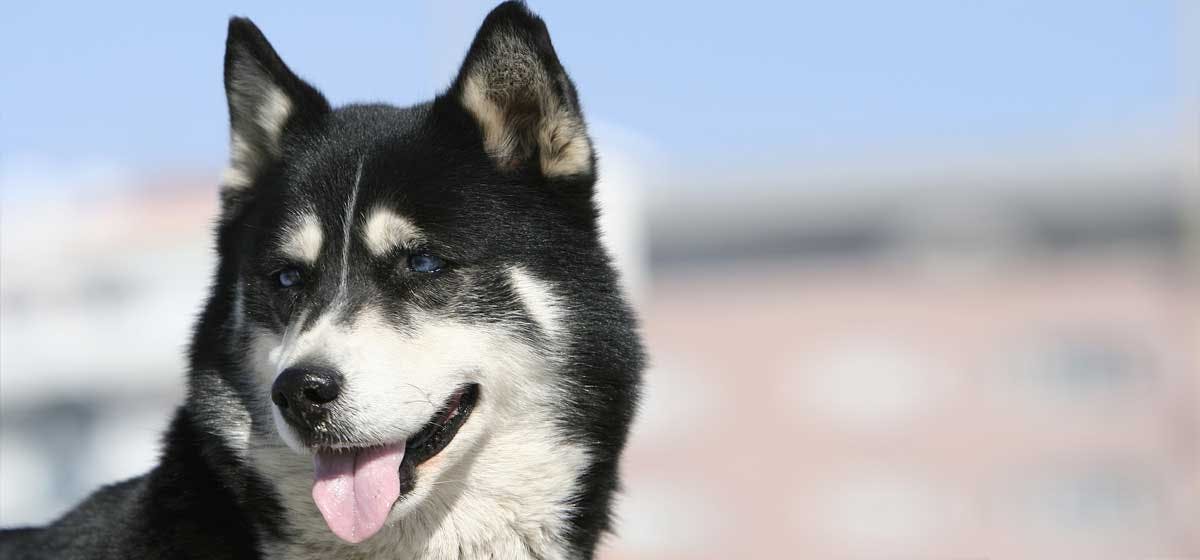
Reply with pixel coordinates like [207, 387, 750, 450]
[2, 1, 1198, 558]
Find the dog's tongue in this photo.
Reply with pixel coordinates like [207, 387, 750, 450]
[311, 442, 405, 544]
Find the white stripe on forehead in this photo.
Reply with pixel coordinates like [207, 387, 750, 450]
[336, 158, 365, 303]
[279, 212, 323, 263]
[363, 207, 424, 256]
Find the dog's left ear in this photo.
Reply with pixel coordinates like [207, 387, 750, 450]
[450, 2, 594, 180]
[222, 17, 330, 198]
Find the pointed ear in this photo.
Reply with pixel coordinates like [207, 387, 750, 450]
[451, 2, 594, 179]
[222, 17, 329, 196]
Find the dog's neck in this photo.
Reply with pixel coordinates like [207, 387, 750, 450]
[249, 417, 589, 560]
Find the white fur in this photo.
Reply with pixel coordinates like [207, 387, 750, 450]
[253, 413, 586, 560]
[507, 266, 564, 337]
[256, 86, 294, 148]
[221, 134, 255, 189]
[252, 304, 564, 448]
[244, 306, 586, 559]
[222, 84, 293, 191]
[363, 207, 424, 256]
[260, 309, 447, 446]
[280, 213, 324, 264]
[537, 110, 592, 178]
[191, 372, 254, 458]
[220, 158, 253, 190]
[228, 282, 247, 335]
[337, 159, 364, 301]
[461, 74, 514, 166]
[458, 36, 592, 178]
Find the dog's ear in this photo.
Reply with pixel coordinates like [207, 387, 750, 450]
[450, 2, 594, 180]
[222, 17, 329, 198]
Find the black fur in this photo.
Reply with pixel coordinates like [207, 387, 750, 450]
[0, 413, 285, 559]
[0, 3, 641, 558]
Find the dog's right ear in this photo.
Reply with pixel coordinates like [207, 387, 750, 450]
[222, 17, 329, 199]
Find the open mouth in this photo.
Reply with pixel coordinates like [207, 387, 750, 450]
[309, 384, 479, 544]
[403, 383, 479, 469]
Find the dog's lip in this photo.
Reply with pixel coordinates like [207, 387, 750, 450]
[404, 383, 478, 461]
[311, 384, 479, 465]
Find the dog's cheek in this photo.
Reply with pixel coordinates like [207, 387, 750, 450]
[246, 328, 286, 392]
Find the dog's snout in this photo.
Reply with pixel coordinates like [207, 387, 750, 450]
[272, 366, 343, 420]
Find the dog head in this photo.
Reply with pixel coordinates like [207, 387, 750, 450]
[211, 2, 609, 545]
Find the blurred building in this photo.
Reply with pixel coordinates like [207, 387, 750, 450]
[603, 165, 1199, 559]
[1, 160, 1197, 559]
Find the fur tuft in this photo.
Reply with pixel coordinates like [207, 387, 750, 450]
[453, 2, 594, 179]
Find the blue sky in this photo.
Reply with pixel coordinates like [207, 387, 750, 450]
[0, 1, 1185, 178]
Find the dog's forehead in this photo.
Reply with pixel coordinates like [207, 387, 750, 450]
[270, 173, 446, 264]
[271, 107, 437, 215]
[260, 101, 514, 264]
[273, 193, 425, 260]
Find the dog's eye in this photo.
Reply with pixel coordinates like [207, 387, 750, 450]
[275, 267, 303, 288]
[407, 253, 444, 273]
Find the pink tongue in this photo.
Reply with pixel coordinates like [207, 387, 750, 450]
[311, 442, 406, 543]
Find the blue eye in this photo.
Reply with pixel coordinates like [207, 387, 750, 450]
[276, 268, 303, 288]
[407, 253, 444, 273]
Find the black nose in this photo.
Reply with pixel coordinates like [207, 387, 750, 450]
[272, 366, 342, 424]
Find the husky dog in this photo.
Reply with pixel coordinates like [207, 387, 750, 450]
[0, 2, 643, 558]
